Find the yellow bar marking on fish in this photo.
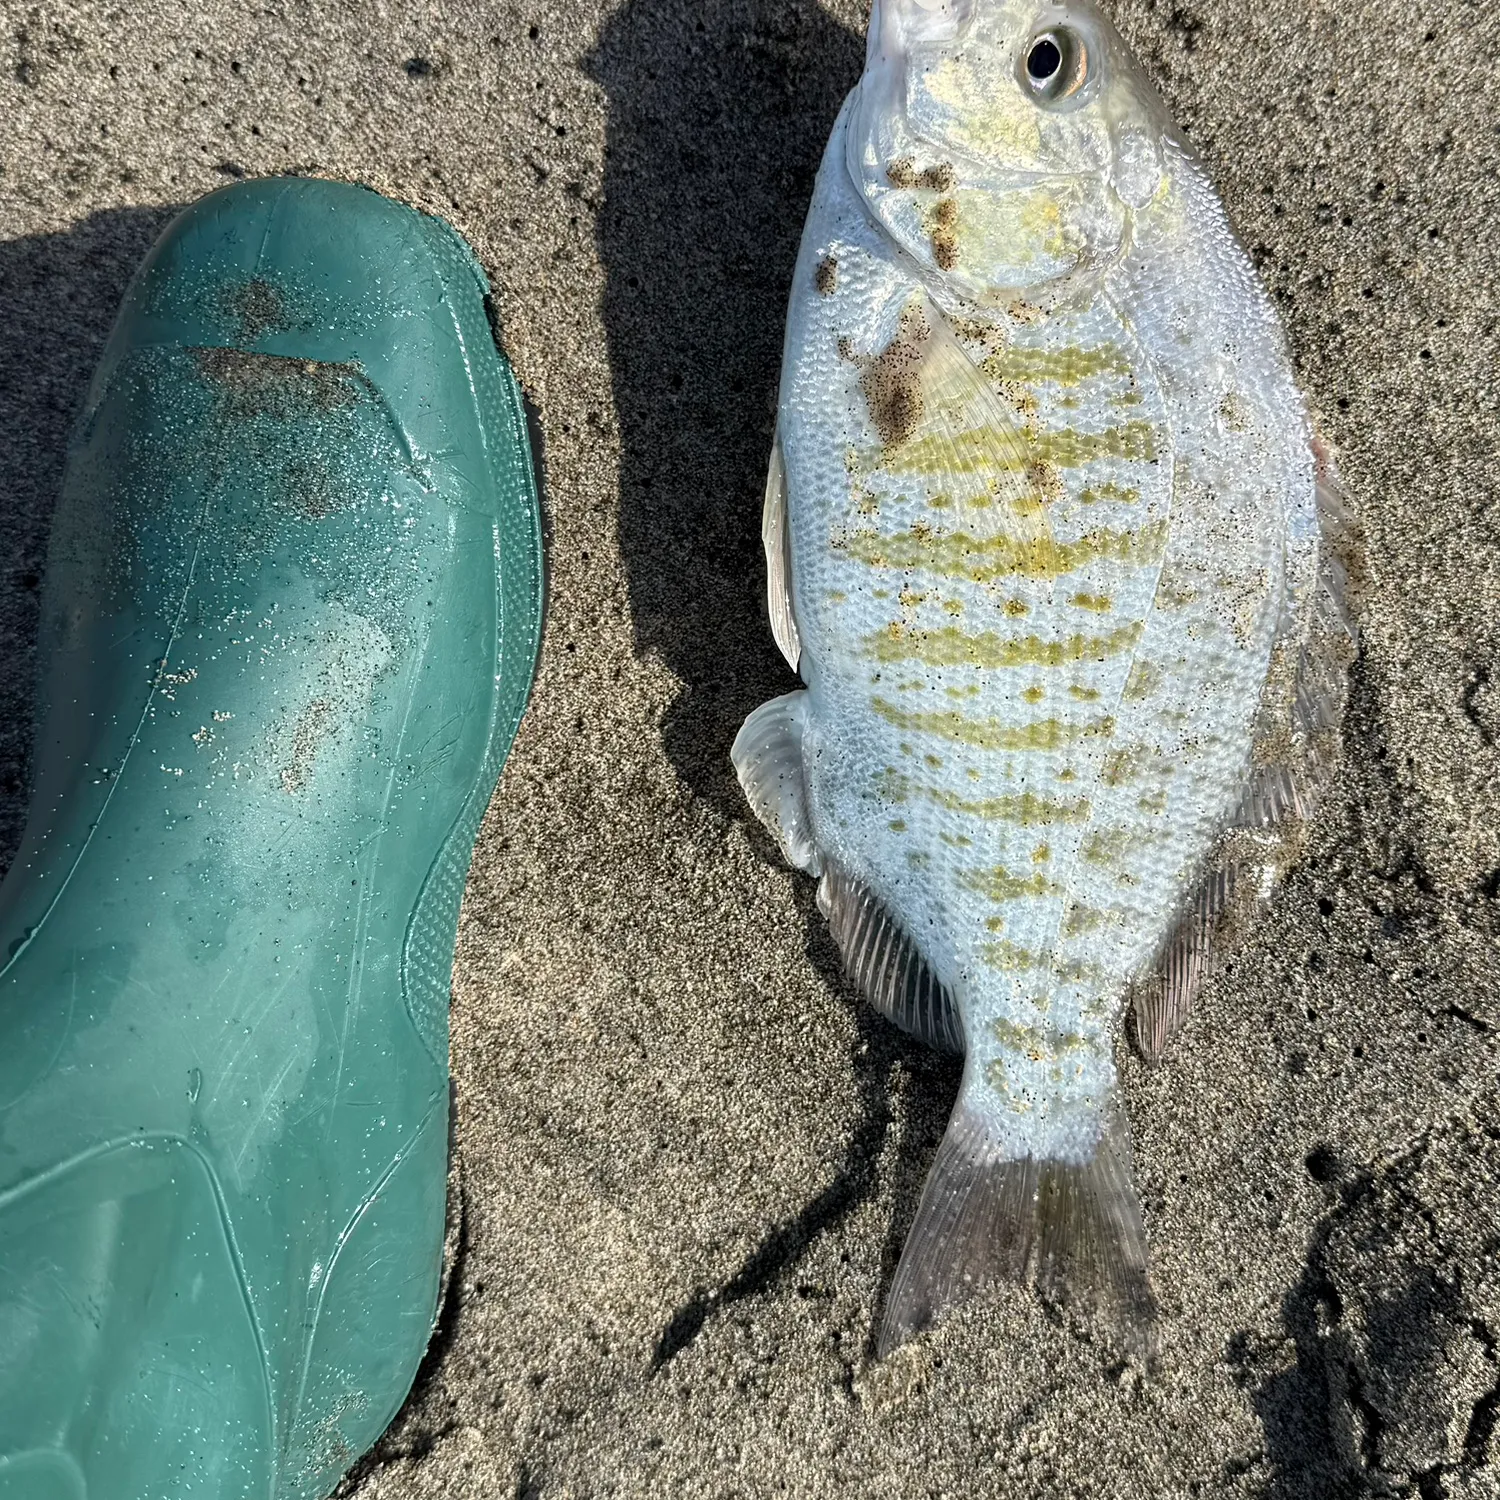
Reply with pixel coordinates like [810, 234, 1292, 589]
[1123, 659, 1162, 700]
[871, 698, 1115, 751]
[981, 938, 1040, 972]
[985, 915, 1006, 932]
[874, 768, 1090, 825]
[1078, 482, 1141, 506]
[888, 819, 907, 832]
[1137, 789, 1168, 813]
[866, 620, 1143, 669]
[1022, 685, 1045, 704]
[989, 1015, 1091, 1058]
[1004, 598, 1028, 617]
[980, 344, 1131, 386]
[958, 864, 1060, 901]
[943, 598, 963, 615]
[1101, 745, 1153, 787]
[1069, 683, 1100, 701]
[1062, 904, 1105, 936]
[880, 419, 1159, 478]
[1071, 591, 1113, 612]
[938, 830, 973, 848]
[1081, 827, 1133, 865]
[924, 753, 943, 768]
[842, 519, 1167, 584]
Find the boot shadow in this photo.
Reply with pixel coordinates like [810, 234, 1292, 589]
[0, 205, 181, 873]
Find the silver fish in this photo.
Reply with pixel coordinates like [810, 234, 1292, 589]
[732, 0, 1354, 1357]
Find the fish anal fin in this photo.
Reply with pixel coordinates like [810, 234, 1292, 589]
[731, 691, 820, 875]
[879, 1098, 1156, 1360]
[1132, 862, 1233, 1063]
[818, 862, 963, 1054]
[761, 432, 801, 674]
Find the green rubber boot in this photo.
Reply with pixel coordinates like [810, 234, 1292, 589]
[0, 178, 544, 1499]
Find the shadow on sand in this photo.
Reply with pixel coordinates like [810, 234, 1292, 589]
[0, 205, 180, 877]
[586, 0, 965, 1369]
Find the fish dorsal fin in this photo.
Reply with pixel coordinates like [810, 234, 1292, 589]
[731, 690, 821, 875]
[761, 431, 801, 674]
[817, 862, 964, 1054]
[1134, 458, 1358, 1063]
[862, 293, 1053, 571]
[1239, 460, 1357, 828]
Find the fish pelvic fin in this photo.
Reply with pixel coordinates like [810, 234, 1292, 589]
[879, 1094, 1156, 1361]
[731, 690, 821, 875]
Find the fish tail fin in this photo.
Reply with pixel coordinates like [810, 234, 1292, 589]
[878, 1094, 1156, 1360]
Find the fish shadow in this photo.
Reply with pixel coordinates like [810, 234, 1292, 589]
[584, 0, 862, 819]
[0, 205, 181, 878]
[650, 865, 962, 1372]
[585, 1, 968, 1366]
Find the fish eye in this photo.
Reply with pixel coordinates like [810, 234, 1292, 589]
[1020, 26, 1091, 107]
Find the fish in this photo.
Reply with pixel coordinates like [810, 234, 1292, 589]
[731, 0, 1355, 1359]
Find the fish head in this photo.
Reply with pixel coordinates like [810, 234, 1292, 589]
[849, 0, 1177, 308]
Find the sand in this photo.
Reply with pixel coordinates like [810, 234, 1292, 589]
[3, 0, 1498, 1495]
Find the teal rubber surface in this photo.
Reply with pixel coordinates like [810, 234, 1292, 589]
[0, 178, 544, 1498]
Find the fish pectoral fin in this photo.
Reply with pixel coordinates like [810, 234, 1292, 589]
[876, 292, 1054, 562]
[761, 431, 801, 674]
[731, 691, 820, 875]
[817, 861, 964, 1054]
[880, 1096, 1156, 1361]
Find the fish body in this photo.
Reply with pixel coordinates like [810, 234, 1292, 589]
[734, 0, 1352, 1356]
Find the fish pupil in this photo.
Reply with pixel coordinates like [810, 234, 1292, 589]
[1027, 36, 1062, 81]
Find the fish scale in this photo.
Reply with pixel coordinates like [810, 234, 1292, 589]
[733, 0, 1351, 1360]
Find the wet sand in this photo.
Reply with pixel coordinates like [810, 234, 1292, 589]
[3, 0, 1498, 1494]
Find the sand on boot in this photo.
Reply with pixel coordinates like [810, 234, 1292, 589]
[2, 2, 1497, 1496]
